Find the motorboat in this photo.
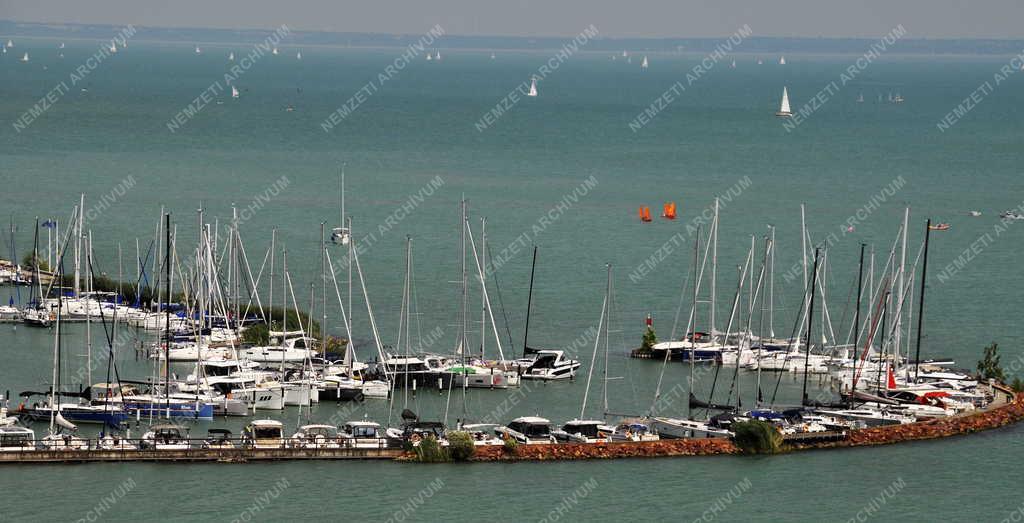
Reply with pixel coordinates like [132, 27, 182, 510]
[516, 350, 580, 380]
[243, 419, 285, 449]
[456, 423, 505, 446]
[0, 426, 35, 451]
[495, 416, 554, 444]
[202, 429, 235, 449]
[291, 424, 340, 449]
[552, 420, 609, 443]
[649, 417, 732, 439]
[339, 421, 387, 448]
[140, 424, 192, 450]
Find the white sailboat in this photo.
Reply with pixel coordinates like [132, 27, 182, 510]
[296, 51, 302, 60]
[527, 77, 538, 97]
[228, 51, 235, 61]
[435, 50, 441, 60]
[195, 45, 202, 54]
[641, 55, 649, 69]
[5, 39, 12, 48]
[490, 52, 496, 59]
[731, 59, 736, 68]
[20, 52, 28, 63]
[776, 87, 793, 117]
[1, 47, 5, 55]
[331, 164, 351, 245]
[109, 41, 117, 53]
[59, 42, 65, 49]
[272, 47, 279, 55]
[231, 85, 240, 99]
[857, 93, 865, 103]
[779, 55, 786, 65]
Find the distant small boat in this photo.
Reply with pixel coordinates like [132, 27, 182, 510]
[296, 51, 302, 60]
[639, 207, 652, 222]
[229, 51, 235, 61]
[642, 55, 649, 69]
[286, 105, 294, 112]
[231, 85, 240, 99]
[661, 202, 677, 220]
[426, 53, 432, 61]
[776, 87, 793, 117]
[731, 60, 736, 68]
[59, 42, 65, 49]
[757, 58, 763, 65]
[779, 56, 786, 65]
[928, 223, 951, 231]
[893, 93, 904, 104]
[968, 211, 982, 217]
[622, 50, 628, 57]
[527, 77, 538, 97]
[109, 42, 117, 53]
[857, 93, 864, 103]
[435, 51, 441, 61]
[272, 47, 279, 55]
[195, 45, 202, 54]
[1, 47, 5, 55]
[20, 52, 28, 63]
[490, 52, 496, 59]
[5, 40, 12, 48]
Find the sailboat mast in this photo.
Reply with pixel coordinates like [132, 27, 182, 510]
[163, 212, 171, 417]
[321, 222, 327, 351]
[340, 163, 346, 230]
[851, 243, 866, 396]
[603, 264, 612, 418]
[85, 231, 93, 388]
[802, 248, 819, 405]
[710, 199, 719, 341]
[461, 198, 468, 361]
[522, 246, 537, 358]
[480, 217, 487, 359]
[687, 226, 700, 420]
[580, 264, 609, 420]
[913, 219, 932, 382]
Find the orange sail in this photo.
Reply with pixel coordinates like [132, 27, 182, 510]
[640, 206, 652, 222]
[662, 202, 676, 220]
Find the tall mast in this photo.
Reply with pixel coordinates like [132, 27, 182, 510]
[480, 217, 487, 359]
[85, 230, 93, 387]
[896, 207, 909, 373]
[913, 219, 932, 382]
[268, 229, 276, 333]
[801, 248, 819, 405]
[687, 226, 700, 420]
[460, 198, 468, 360]
[75, 193, 83, 296]
[163, 212, 171, 417]
[522, 246, 537, 358]
[851, 243, 866, 397]
[340, 163, 346, 230]
[603, 264, 612, 418]
[321, 222, 327, 352]
[580, 264, 609, 420]
[800, 203, 808, 293]
[710, 199, 719, 341]
[769, 225, 776, 338]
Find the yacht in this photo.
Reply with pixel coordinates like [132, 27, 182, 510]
[648, 417, 732, 439]
[339, 421, 387, 448]
[291, 424, 340, 448]
[456, 423, 505, 446]
[0, 426, 35, 452]
[202, 429, 235, 449]
[552, 420, 608, 443]
[495, 416, 554, 444]
[776, 87, 793, 117]
[516, 350, 580, 380]
[243, 419, 285, 448]
[238, 336, 318, 363]
[140, 424, 191, 450]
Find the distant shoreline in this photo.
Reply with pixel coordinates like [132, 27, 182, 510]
[3, 19, 1024, 56]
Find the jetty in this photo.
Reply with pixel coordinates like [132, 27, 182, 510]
[0, 446, 403, 464]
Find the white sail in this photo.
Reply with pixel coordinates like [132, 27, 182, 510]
[435, 51, 441, 60]
[195, 45, 202, 54]
[1, 47, 5, 55]
[490, 52, 496, 59]
[229, 51, 235, 61]
[527, 77, 538, 97]
[59, 42, 65, 49]
[731, 59, 736, 68]
[641, 56, 649, 69]
[272, 47, 278, 55]
[21, 52, 28, 62]
[109, 42, 117, 53]
[55, 412, 77, 430]
[778, 87, 792, 116]
[426, 53, 432, 61]
[5, 39, 12, 48]
[296, 51, 302, 60]
[779, 55, 786, 65]
[231, 85, 240, 99]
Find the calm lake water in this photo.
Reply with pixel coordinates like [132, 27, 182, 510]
[1, 38, 1023, 522]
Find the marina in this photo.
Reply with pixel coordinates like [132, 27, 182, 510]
[3, 10, 1024, 521]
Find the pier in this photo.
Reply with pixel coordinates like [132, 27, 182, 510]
[0, 446, 403, 463]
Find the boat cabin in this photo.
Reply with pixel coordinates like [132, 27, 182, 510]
[0, 426, 35, 451]
[245, 419, 285, 448]
[498, 416, 553, 444]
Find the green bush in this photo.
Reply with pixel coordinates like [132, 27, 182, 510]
[446, 431, 475, 461]
[731, 420, 783, 455]
[502, 435, 518, 455]
[1011, 377, 1024, 393]
[413, 435, 450, 463]
[641, 326, 657, 351]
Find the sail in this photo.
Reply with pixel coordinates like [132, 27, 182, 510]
[779, 55, 786, 65]
[641, 56, 648, 68]
[780, 87, 792, 114]
[528, 78, 538, 97]
[55, 412, 77, 430]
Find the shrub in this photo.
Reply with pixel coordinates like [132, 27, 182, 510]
[731, 420, 783, 455]
[502, 435, 518, 455]
[446, 431, 475, 461]
[413, 435, 450, 463]
[641, 326, 657, 351]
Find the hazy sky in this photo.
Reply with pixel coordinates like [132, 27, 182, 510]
[2, 0, 1022, 39]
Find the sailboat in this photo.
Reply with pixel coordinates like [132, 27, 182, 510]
[527, 77, 538, 97]
[641, 56, 649, 69]
[231, 85, 240, 99]
[779, 55, 786, 65]
[731, 59, 736, 68]
[59, 42, 65, 49]
[857, 93, 865, 103]
[490, 52, 496, 59]
[5, 39, 12, 48]
[776, 87, 793, 117]
[639, 207, 652, 222]
[331, 164, 351, 245]
[757, 58, 763, 65]
[426, 53, 432, 61]
[229, 51, 235, 61]
[661, 202, 677, 220]
[109, 41, 117, 53]
[20, 52, 28, 63]
[2, 47, 6, 55]
[195, 45, 202, 54]
[296, 51, 302, 60]
[435, 50, 441, 61]
[272, 47, 279, 55]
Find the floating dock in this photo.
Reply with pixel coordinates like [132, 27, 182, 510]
[0, 446, 403, 464]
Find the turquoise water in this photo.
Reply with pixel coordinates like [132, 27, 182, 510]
[2, 39, 1024, 521]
